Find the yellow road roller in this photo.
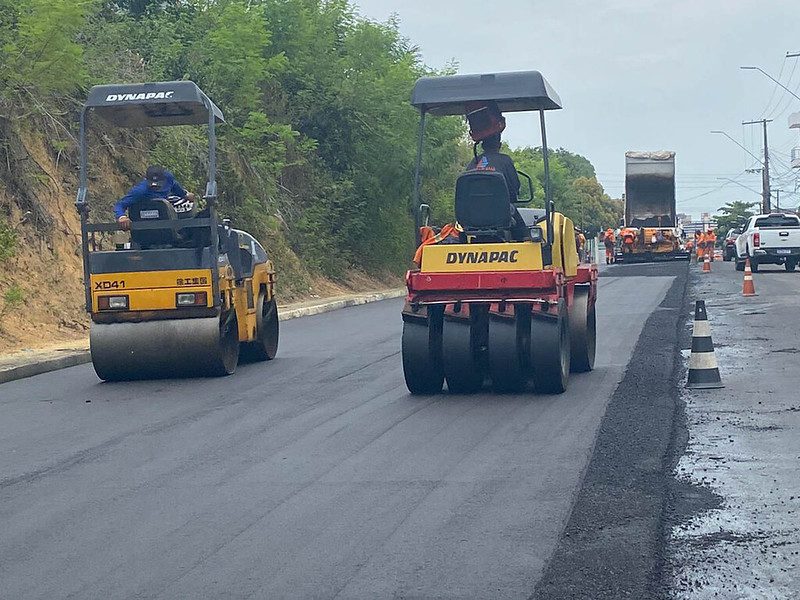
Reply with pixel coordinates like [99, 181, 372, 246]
[402, 70, 598, 395]
[76, 81, 278, 380]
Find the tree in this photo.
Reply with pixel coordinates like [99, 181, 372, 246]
[0, 0, 93, 97]
[715, 200, 757, 235]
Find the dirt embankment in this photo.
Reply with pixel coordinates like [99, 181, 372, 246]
[0, 116, 400, 355]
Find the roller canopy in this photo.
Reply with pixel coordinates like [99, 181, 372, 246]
[411, 71, 562, 115]
[84, 81, 224, 127]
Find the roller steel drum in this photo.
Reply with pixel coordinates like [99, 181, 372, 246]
[90, 315, 239, 381]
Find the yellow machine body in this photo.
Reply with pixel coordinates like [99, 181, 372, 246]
[88, 229, 279, 381]
[90, 262, 275, 345]
[90, 269, 213, 312]
[419, 212, 579, 277]
[421, 242, 544, 273]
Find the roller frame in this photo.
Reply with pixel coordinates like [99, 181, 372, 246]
[402, 264, 596, 395]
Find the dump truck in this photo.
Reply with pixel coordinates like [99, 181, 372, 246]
[615, 151, 689, 262]
[401, 71, 598, 395]
[77, 81, 279, 380]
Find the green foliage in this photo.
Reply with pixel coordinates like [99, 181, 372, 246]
[0, 219, 16, 261]
[3, 283, 24, 307]
[0, 0, 94, 96]
[509, 147, 622, 234]
[715, 200, 757, 235]
[1, 0, 613, 286]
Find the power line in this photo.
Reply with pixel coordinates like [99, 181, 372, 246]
[676, 169, 751, 204]
[764, 59, 800, 120]
[761, 56, 788, 117]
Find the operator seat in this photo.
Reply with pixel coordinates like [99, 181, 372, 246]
[455, 171, 516, 242]
[129, 199, 179, 249]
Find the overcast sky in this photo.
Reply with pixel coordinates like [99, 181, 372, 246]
[353, 0, 800, 220]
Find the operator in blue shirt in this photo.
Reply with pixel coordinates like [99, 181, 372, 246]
[114, 165, 196, 230]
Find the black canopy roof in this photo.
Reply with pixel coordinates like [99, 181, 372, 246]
[411, 71, 562, 116]
[84, 81, 224, 127]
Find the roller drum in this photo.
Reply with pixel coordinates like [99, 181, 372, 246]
[530, 299, 570, 394]
[442, 306, 487, 394]
[569, 285, 596, 373]
[488, 305, 531, 393]
[90, 314, 239, 381]
[402, 307, 445, 395]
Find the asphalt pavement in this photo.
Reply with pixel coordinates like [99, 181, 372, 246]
[668, 259, 800, 599]
[1, 267, 678, 600]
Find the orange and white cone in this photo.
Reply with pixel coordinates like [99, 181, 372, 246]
[742, 258, 757, 296]
[687, 300, 724, 389]
[702, 252, 711, 273]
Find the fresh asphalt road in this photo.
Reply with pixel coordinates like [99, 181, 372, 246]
[1, 272, 675, 600]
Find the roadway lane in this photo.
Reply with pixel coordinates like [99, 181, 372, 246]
[0, 273, 674, 599]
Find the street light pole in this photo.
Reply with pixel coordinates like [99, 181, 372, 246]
[741, 66, 800, 103]
[742, 119, 773, 213]
[710, 130, 765, 164]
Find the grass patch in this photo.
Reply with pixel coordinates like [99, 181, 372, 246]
[0, 221, 17, 262]
[3, 284, 25, 308]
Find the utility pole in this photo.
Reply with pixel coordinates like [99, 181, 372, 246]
[772, 190, 798, 212]
[743, 119, 772, 213]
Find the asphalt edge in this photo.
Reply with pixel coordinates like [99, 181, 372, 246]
[531, 262, 690, 600]
[0, 288, 405, 386]
[656, 267, 723, 594]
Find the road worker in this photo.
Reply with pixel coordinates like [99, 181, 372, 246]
[706, 228, 717, 262]
[575, 227, 587, 262]
[620, 228, 636, 254]
[603, 228, 616, 264]
[696, 230, 706, 262]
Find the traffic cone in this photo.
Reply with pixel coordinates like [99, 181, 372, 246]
[742, 258, 757, 296]
[702, 252, 711, 273]
[687, 300, 724, 389]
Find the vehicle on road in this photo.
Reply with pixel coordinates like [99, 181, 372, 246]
[722, 227, 740, 261]
[734, 213, 800, 272]
[615, 151, 690, 263]
[401, 71, 598, 395]
[76, 81, 279, 380]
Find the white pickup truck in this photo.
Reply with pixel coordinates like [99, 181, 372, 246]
[735, 213, 800, 272]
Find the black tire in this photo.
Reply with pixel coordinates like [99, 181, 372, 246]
[488, 305, 531, 393]
[210, 310, 240, 376]
[402, 307, 444, 395]
[443, 310, 486, 394]
[569, 286, 596, 373]
[241, 293, 279, 362]
[530, 299, 570, 394]
[786, 260, 797, 272]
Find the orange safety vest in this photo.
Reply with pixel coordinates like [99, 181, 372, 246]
[413, 224, 459, 265]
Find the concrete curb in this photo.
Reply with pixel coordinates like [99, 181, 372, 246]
[0, 288, 406, 386]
